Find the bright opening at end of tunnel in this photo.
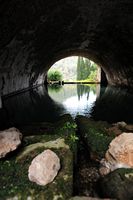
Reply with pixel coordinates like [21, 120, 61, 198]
[46, 56, 101, 118]
[47, 56, 101, 83]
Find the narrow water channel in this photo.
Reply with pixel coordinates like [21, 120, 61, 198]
[0, 84, 99, 129]
[1, 84, 133, 129]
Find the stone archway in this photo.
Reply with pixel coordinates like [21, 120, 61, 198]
[0, 0, 133, 95]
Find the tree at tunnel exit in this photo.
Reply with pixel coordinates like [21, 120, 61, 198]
[77, 57, 91, 80]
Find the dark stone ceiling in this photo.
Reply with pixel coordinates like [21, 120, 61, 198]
[0, 0, 133, 95]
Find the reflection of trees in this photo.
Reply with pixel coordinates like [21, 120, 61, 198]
[49, 84, 97, 103]
[48, 85, 77, 103]
[77, 84, 90, 100]
[90, 84, 96, 95]
[48, 84, 62, 92]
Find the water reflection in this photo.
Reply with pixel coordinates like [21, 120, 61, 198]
[48, 84, 98, 117]
[77, 84, 90, 100]
[0, 84, 98, 129]
[2, 84, 133, 130]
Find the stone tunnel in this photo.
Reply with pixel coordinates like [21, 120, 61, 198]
[0, 0, 133, 96]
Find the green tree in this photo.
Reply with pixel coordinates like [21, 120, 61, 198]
[87, 63, 98, 81]
[84, 58, 91, 79]
[47, 70, 62, 81]
[80, 57, 85, 79]
[77, 57, 82, 80]
[77, 57, 92, 80]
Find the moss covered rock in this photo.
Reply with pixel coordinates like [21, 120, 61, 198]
[98, 168, 133, 200]
[0, 115, 77, 200]
[76, 116, 115, 160]
[0, 137, 73, 200]
[17, 138, 69, 161]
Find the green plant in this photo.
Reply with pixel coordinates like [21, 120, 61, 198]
[48, 70, 62, 81]
[69, 132, 79, 142]
[61, 122, 77, 130]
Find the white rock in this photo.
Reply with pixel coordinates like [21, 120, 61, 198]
[28, 149, 60, 186]
[0, 127, 22, 158]
[100, 132, 133, 175]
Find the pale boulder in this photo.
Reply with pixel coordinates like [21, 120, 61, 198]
[100, 133, 133, 175]
[0, 127, 22, 158]
[28, 149, 60, 186]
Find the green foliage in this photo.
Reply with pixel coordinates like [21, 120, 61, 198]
[59, 122, 77, 135]
[86, 63, 98, 81]
[61, 121, 77, 130]
[69, 132, 79, 142]
[59, 121, 78, 151]
[48, 70, 62, 81]
[77, 57, 99, 81]
[77, 57, 81, 80]
[84, 127, 114, 158]
[87, 70, 97, 81]
[76, 116, 114, 159]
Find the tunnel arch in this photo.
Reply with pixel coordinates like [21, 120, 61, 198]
[45, 52, 104, 84]
[0, 0, 133, 96]
[42, 49, 108, 84]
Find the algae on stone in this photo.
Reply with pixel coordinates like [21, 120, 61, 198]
[0, 144, 73, 200]
[76, 116, 115, 159]
[17, 138, 69, 161]
[0, 114, 77, 200]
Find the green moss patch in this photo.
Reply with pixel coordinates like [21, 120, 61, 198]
[76, 116, 115, 159]
[0, 135, 73, 200]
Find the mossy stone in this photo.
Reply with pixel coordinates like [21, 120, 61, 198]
[98, 168, 133, 200]
[76, 116, 115, 159]
[0, 136, 73, 200]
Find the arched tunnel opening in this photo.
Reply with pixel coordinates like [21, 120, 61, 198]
[47, 56, 102, 83]
[1, 0, 133, 199]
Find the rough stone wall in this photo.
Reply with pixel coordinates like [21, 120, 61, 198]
[0, 0, 133, 95]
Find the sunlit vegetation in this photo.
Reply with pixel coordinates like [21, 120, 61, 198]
[47, 56, 100, 82]
[77, 57, 99, 82]
[47, 70, 62, 81]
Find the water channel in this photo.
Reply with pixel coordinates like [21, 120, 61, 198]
[1, 83, 133, 129]
[0, 84, 99, 129]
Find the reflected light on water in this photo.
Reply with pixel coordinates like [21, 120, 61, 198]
[63, 91, 96, 117]
[48, 84, 98, 117]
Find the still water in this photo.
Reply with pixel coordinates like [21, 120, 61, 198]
[48, 84, 99, 118]
[0, 84, 99, 129]
[1, 83, 133, 129]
